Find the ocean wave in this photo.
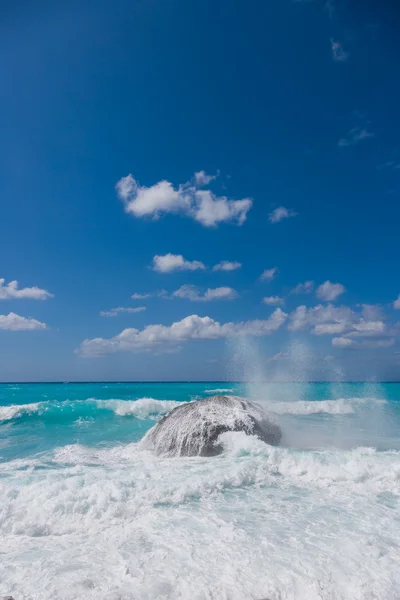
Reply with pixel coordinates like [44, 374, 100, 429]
[204, 388, 234, 394]
[0, 397, 186, 425]
[1, 437, 400, 599]
[96, 398, 185, 418]
[0, 402, 42, 422]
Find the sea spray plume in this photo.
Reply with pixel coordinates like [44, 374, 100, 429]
[140, 395, 282, 456]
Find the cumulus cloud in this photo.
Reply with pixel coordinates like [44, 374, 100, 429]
[268, 206, 297, 224]
[194, 170, 217, 186]
[212, 261, 242, 272]
[152, 254, 206, 273]
[331, 39, 349, 62]
[100, 307, 146, 317]
[172, 285, 238, 301]
[291, 281, 314, 294]
[338, 127, 374, 147]
[394, 295, 400, 309]
[76, 309, 287, 357]
[332, 336, 395, 349]
[316, 280, 346, 301]
[0, 312, 47, 331]
[116, 172, 252, 228]
[260, 267, 278, 282]
[289, 303, 394, 347]
[0, 279, 53, 300]
[262, 296, 284, 306]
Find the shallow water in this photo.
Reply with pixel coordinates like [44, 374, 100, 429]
[1, 382, 400, 599]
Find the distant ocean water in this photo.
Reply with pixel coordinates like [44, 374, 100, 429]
[1, 381, 400, 599]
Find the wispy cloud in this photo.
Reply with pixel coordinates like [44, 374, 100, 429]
[338, 127, 374, 147]
[332, 337, 395, 349]
[212, 261, 242, 272]
[194, 170, 218, 186]
[260, 267, 278, 282]
[131, 293, 152, 300]
[151, 254, 206, 273]
[76, 309, 287, 357]
[262, 296, 284, 306]
[316, 281, 346, 302]
[0, 278, 53, 300]
[394, 295, 400, 309]
[0, 312, 47, 331]
[377, 161, 400, 171]
[331, 38, 349, 62]
[172, 285, 238, 302]
[325, 0, 335, 18]
[268, 206, 297, 224]
[116, 171, 252, 228]
[100, 307, 146, 317]
[291, 281, 314, 294]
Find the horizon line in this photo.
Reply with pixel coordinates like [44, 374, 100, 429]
[1, 380, 400, 385]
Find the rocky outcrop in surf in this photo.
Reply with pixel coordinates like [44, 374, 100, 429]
[141, 395, 282, 457]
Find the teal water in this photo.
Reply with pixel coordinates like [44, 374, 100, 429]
[1, 382, 400, 599]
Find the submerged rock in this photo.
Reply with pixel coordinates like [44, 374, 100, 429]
[141, 395, 282, 457]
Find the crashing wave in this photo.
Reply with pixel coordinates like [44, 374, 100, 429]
[140, 395, 282, 457]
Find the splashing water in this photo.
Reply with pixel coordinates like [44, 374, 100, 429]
[0, 380, 400, 599]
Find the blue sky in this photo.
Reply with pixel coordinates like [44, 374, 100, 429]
[1, 0, 400, 381]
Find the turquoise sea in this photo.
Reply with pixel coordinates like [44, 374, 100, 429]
[1, 382, 400, 599]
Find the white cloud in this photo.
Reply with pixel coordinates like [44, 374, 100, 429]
[212, 261, 242, 272]
[260, 267, 278, 282]
[194, 170, 217, 186]
[172, 285, 238, 301]
[331, 39, 349, 62]
[76, 309, 287, 357]
[0, 312, 47, 331]
[313, 322, 348, 335]
[194, 189, 252, 227]
[394, 295, 400, 309]
[288, 304, 354, 333]
[268, 206, 297, 224]
[116, 172, 252, 228]
[345, 319, 387, 338]
[332, 337, 354, 348]
[289, 304, 395, 347]
[338, 127, 374, 147]
[131, 293, 152, 300]
[266, 351, 290, 363]
[100, 307, 146, 317]
[262, 296, 284, 306]
[316, 280, 346, 301]
[0, 279, 53, 300]
[291, 281, 314, 294]
[332, 336, 394, 349]
[152, 254, 206, 273]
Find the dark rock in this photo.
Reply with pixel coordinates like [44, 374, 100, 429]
[141, 395, 282, 457]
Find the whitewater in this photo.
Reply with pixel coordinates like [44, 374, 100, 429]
[1, 382, 400, 600]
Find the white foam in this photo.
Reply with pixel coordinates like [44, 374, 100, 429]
[96, 398, 185, 419]
[1, 437, 400, 599]
[0, 402, 41, 422]
[204, 388, 234, 394]
[269, 398, 355, 415]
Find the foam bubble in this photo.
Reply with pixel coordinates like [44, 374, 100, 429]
[1, 439, 400, 599]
